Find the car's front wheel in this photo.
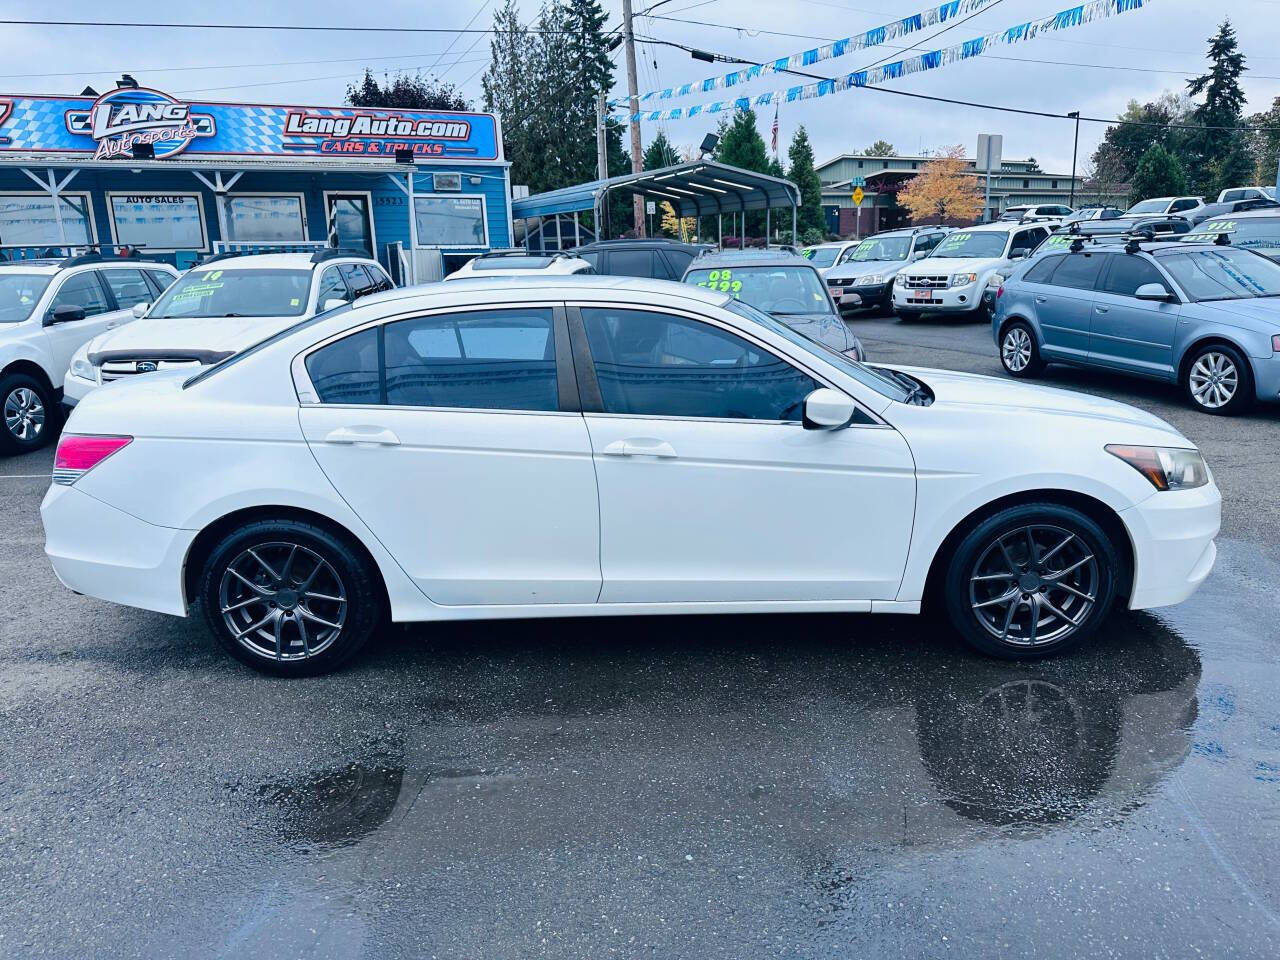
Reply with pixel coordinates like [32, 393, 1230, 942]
[999, 320, 1045, 377]
[1182, 343, 1253, 415]
[0, 371, 57, 455]
[943, 503, 1120, 659]
[194, 519, 382, 676]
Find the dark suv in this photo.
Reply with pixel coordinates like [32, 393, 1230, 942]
[569, 238, 710, 281]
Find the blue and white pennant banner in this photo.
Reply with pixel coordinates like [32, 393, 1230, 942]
[623, 0, 1152, 123]
[610, 0, 999, 109]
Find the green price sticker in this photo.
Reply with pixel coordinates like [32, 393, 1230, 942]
[939, 232, 970, 251]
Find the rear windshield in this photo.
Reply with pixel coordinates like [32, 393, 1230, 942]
[151, 268, 312, 319]
[0, 273, 51, 323]
[471, 256, 556, 271]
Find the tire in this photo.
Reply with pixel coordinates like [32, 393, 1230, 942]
[942, 503, 1120, 660]
[896, 310, 919, 323]
[0, 371, 58, 455]
[193, 518, 382, 676]
[999, 320, 1045, 377]
[1181, 342, 1253, 416]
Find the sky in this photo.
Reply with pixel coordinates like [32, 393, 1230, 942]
[1, 0, 1278, 179]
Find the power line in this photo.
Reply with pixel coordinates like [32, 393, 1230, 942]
[0, 17, 574, 35]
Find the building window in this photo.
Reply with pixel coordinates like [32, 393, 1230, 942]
[1052, 180, 1059, 189]
[109, 193, 206, 251]
[857, 160, 863, 168]
[413, 195, 488, 248]
[1023, 179, 1030, 189]
[222, 195, 306, 243]
[0, 193, 94, 247]
[883, 161, 889, 169]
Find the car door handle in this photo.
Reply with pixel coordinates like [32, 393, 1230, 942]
[602, 438, 677, 458]
[1095, 306, 1109, 314]
[323, 426, 401, 446]
[1035, 296, 1048, 303]
[106, 320, 123, 329]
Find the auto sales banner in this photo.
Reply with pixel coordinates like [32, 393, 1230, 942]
[0, 86, 502, 161]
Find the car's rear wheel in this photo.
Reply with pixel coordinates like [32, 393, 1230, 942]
[943, 503, 1120, 659]
[194, 519, 382, 676]
[1182, 343, 1253, 416]
[999, 321, 1045, 377]
[896, 310, 919, 323]
[0, 371, 57, 455]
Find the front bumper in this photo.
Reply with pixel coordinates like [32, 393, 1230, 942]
[41, 484, 194, 617]
[831, 281, 886, 308]
[1121, 482, 1221, 609]
[893, 281, 983, 313]
[61, 370, 98, 408]
[1250, 352, 1280, 404]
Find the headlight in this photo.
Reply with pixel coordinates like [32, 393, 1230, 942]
[950, 272, 978, 287]
[856, 274, 883, 285]
[894, 274, 905, 286]
[1105, 445, 1209, 491]
[70, 356, 95, 381]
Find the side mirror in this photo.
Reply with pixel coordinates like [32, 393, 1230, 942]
[802, 387, 857, 430]
[1009, 250, 1027, 260]
[45, 304, 86, 326]
[323, 298, 347, 312]
[131, 302, 150, 319]
[1134, 282, 1174, 302]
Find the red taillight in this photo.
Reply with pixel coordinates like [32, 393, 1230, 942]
[53, 434, 131, 485]
[1273, 333, 1280, 352]
[996, 285, 1004, 299]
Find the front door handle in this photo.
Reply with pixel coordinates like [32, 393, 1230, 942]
[1035, 296, 1048, 303]
[1095, 306, 1109, 314]
[602, 438, 677, 458]
[324, 425, 401, 446]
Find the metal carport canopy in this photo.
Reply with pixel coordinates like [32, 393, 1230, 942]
[510, 159, 800, 220]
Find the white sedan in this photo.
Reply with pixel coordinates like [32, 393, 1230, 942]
[41, 276, 1220, 676]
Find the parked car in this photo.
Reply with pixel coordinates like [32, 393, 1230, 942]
[1124, 196, 1203, 216]
[0, 253, 179, 454]
[1183, 209, 1280, 260]
[893, 222, 1055, 321]
[824, 227, 950, 313]
[63, 249, 392, 410]
[447, 251, 594, 279]
[43, 275, 1219, 675]
[999, 204, 1074, 223]
[682, 249, 865, 359]
[993, 236, 1280, 415]
[801, 240, 860, 275]
[1186, 198, 1280, 226]
[1061, 206, 1124, 226]
[1216, 186, 1276, 203]
[568, 238, 708, 281]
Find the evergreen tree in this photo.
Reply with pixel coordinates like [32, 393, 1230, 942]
[347, 70, 471, 110]
[714, 110, 771, 237]
[1245, 96, 1280, 185]
[1129, 143, 1189, 204]
[1184, 20, 1247, 194]
[786, 125, 824, 235]
[1209, 140, 1255, 198]
[862, 140, 896, 157]
[643, 130, 678, 171]
[562, 0, 615, 186]
[482, 0, 535, 188]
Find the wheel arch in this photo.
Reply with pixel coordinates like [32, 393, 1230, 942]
[1176, 334, 1254, 386]
[921, 488, 1136, 611]
[996, 313, 1037, 344]
[1, 358, 57, 394]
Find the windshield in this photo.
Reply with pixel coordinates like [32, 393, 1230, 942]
[150, 268, 312, 319]
[0, 274, 51, 324]
[803, 246, 840, 267]
[1126, 199, 1168, 215]
[724, 298, 910, 403]
[842, 236, 911, 263]
[929, 231, 1009, 259]
[686, 265, 832, 315]
[1157, 247, 1280, 301]
[1184, 218, 1280, 258]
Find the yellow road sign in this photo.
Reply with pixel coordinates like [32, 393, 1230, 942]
[852, 186, 865, 206]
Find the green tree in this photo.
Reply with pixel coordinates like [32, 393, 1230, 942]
[1129, 143, 1189, 204]
[346, 70, 471, 110]
[1245, 96, 1280, 184]
[482, 0, 536, 189]
[1210, 140, 1256, 197]
[1184, 20, 1247, 194]
[1024, 157, 1042, 173]
[643, 130, 678, 171]
[714, 110, 771, 237]
[862, 140, 896, 157]
[787, 125, 824, 235]
[561, 0, 615, 186]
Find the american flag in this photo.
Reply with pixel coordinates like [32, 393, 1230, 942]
[771, 103, 779, 154]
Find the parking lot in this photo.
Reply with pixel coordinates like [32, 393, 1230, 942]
[2, 308, 1279, 959]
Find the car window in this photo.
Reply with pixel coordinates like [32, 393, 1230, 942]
[1023, 256, 1060, 283]
[339, 263, 376, 300]
[684, 265, 831, 315]
[305, 326, 381, 405]
[316, 266, 348, 306]
[150, 268, 312, 319]
[1222, 190, 1242, 203]
[1156, 247, 1280, 301]
[609, 250, 659, 277]
[1011, 229, 1046, 255]
[1170, 199, 1199, 213]
[581, 307, 817, 421]
[143, 270, 175, 298]
[931, 231, 1009, 258]
[1099, 255, 1167, 297]
[576, 252, 599, 268]
[0, 273, 52, 324]
[1046, 252, 1103, 291]
[49, 272, 111, 318]
[383, 307, 558, 411]
[363, 264, 394, 292]
[662, 250, 694, 277]
[100, 269, 153, 309]
[803, 246, 840, 268]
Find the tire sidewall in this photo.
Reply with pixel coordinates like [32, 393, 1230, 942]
[0, 371, 57, 455]
[1182, 343, 1253, 416]
[194, 518, 381, 676]
[943, 503, 1120, 660]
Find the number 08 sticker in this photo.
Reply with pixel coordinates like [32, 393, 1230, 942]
[696, 268, 743, 297]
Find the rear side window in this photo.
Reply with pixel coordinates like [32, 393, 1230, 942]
[1170, 199, 1199, 213]
[144, 270, 175, 296]
[305, 326, 380, 405]
[577, 252, 600, 268]
[316, 266, 348, 306]
[1023, 256, 1060, 283]
[1048, 253, 1103, 291]
[1100, 255, 1167, 296]
[383, 307, 558, 411]
[609, 250, 659, 277]
[100, 269, 153, 309]
[662, 250, 694, 278]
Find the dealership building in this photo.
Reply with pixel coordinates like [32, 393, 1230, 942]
[0, 79, 512, 279]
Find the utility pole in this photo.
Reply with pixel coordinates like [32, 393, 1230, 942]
[1067, 111, 1081, 208]
[621, 0, 645, 236]
[596, 92, 611, 241]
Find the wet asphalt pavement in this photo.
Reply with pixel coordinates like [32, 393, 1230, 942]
[2, 311, 1279, 958]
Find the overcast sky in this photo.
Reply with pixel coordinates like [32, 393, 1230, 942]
[1, 0, 1278, 177]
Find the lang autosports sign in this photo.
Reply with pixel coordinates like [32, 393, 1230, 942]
[0, 87, 501, 161]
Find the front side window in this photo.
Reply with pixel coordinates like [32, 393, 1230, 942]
[684, 266, 831, 316]
[930, 231, 1010, 259]
[1047, 252, 1103, 291]
[1100, 255, 1167, 297]
[384, 307, 558, 411]
[100, 268, 153, 308]
[110, 194, 205, 250]
[49, 273, 110, 318]
[0, 273, 52, 324]
[581, 307, 817, 421]
[1013, 228, 1049, 254]
[1156, 248, 1280, 301]
[413, 195, 487, 247]
[150, 268, 311, 318]
[0, 194, 93, 247]
[609, 250, 658, 277]
[222, 195, 306, 243]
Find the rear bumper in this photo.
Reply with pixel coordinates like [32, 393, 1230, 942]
[1121, 482, 1221, 609]
[41, 484, 193, 617]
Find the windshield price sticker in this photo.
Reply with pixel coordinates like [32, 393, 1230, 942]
[170, 269, 226, 302]
[854, 239, 875, 256]
[1187, 219, 1238, 241]
[695, 269, 743, 297]
[1043, 234, 1073, 249]
[938, 232, 970, 252]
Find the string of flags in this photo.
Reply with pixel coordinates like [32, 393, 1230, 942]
[619, 0, 1152, 123]
[609, 0, 1000, 109]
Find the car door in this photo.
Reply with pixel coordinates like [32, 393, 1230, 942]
[40, 270, 122, 378]
[1030, 251, 1103, 361]
[1088, 254, 1181, 379]
[569, 302, 916, 604]
[297, 302, 601, 606]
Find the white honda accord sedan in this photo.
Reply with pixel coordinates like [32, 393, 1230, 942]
[41, 276, 1220, 675]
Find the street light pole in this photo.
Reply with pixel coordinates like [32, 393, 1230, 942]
[1068, 110, 1081, 208]
[621, 0, 646, 237]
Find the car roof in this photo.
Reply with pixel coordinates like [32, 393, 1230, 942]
[570, 238, 702, 251]
[195, 252, 376, 271]
[0, 260, 62, 274]
[1216, 208, 1280, 220]
[687, 249, 815, 268]
[358, 273, 732, 310]
[0, 256, 177, 275]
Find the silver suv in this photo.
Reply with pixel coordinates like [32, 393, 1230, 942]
[823, 227, 951, 313]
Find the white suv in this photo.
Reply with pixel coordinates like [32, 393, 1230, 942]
[892, 222, 1054, 320]
[0, 254, 179, 454]
[64, 249, 392, 408]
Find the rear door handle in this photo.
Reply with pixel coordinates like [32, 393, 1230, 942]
[324, 425, 401, 446]
[1095, 306, 1109, 313]
[1035, 296, 1048, 303]
[602, 438, 677, 458]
